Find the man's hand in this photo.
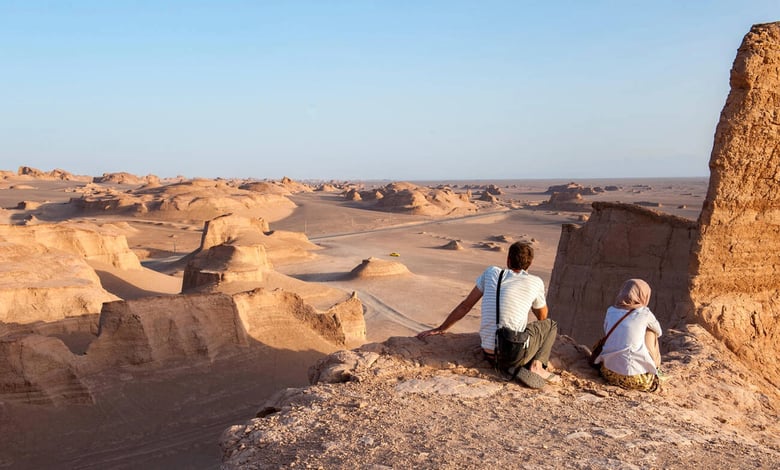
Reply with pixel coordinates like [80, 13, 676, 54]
[416, 328, 444, 339]
[415, 286, 482, 340]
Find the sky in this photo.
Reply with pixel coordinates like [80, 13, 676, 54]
[1, 1, 778, 181]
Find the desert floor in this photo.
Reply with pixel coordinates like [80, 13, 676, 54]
[0, 176, 708, 469]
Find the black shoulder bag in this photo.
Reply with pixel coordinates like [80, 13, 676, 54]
[494, 269, 531, 377]
[588, 308, 635, 369]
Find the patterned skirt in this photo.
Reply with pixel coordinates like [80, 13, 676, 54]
[600, 365, 659, 392]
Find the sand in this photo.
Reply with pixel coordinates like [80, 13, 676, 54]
[0, 173, 710, 468]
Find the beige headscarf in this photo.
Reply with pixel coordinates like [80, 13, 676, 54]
[613, 279, 651, 309]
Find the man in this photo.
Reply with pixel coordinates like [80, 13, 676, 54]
[416, 241, 559, 386]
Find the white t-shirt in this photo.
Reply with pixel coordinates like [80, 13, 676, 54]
[596, 305, 662, 376]
[476, 266, 547, 351]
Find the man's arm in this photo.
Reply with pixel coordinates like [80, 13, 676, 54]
[532, 305, 548, 321]
[416, 286, 483, 338]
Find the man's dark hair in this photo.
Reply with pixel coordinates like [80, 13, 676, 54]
[508, 241, 534, 270]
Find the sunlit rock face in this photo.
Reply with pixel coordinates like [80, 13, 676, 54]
[183, 214, 274, 293]
[689, 22, 780, 388]
[0, 223, 143, 271]
[69, 178, 298, 223]
[88, 289, 364, 367]
[359, 182, 477, 216]
[0, 334, 93, 405]
[0, 224, 131, 324]
[1, 289, 364, 405]
[547, 202, 696, 347]
[549, 22, 780, 388]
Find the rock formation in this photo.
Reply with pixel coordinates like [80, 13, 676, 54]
[348, 257, 411, 279]
[0, 206, 367, 407]
[490, 234, 515, 243]
[279, 176, 314, 193]
[476, 241, 504, 252]
[216, 22, 780, 469]
[440, 240, 464, 250]
[357, 188, 383, 201]
[233, 289, 365, 349]
[547, 202, 696, 345]
[87, 293, 246, 367]
[0, 223, 143, 270]
[314, 183, 339, 192]
[239, 181, 292, 195]
[198, 214, 271, 251]
[204, 213, 318, 264]
[92, 171, 160, 185]
[15, 200, 42, 210]
[183, 214, 320, 293]
[344, 188, 362, 201]
[16, 166, 89, 182]
[1, 287, 364, 405]
[540, 191, 592, 212]
[478, 191, 498, 202]
[355, 182, 476, 216]
[69, 178, 297, 223]
[4, 290, 364, 403]
[538, 182, 605, 212]
[547, 22, 780, 387]
[0, 242, 118, 324]
[182, 244, 272, 292]
[0, 223, 141, 323]
[0, 334, 93, 405]
[689, 22, 780, 388]
[220, 326, 780, 469]
[484, 184, 502, 195]
[545, 182, 601, 196]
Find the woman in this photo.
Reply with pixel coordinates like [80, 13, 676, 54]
[594, 278, 662, 392]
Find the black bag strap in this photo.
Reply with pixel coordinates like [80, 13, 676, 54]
[602, 308, 636, 343]
[494, 269, 523, 380]
[494, 269, 508, 374]
[495, 269, 505, 329]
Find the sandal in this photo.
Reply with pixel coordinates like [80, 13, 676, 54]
[541, 372, 562, 384]
[513, 367, 546, 389]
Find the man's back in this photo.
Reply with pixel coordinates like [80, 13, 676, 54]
[477, 266, 546, 351]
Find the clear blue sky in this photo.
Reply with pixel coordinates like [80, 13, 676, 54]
[1, 1, 777, 180]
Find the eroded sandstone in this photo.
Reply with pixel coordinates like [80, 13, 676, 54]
[547, 202, 696, 346]
[547, 22, 780, 388]
[0, 241, 119, 324]
[690, 21, 780, 388]
[220, 327, 780, 469]
[1, 287, 365, 405]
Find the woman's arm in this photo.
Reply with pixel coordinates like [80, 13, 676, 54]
[646, 310, 662, 336]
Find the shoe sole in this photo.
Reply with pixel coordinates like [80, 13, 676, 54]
[515, 368, 546, 389]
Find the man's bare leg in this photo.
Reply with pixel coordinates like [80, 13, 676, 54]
[528, 360, 546, 375]
[528, 360, 560, 383]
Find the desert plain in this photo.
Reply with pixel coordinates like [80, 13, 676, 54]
[0, 172, 719, 469]
[5, 20, 780, 470]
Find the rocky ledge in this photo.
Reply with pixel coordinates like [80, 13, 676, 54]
[220, 325, 780, 469]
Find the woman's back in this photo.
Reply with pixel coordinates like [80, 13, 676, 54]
[599, 305, 661, 376]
